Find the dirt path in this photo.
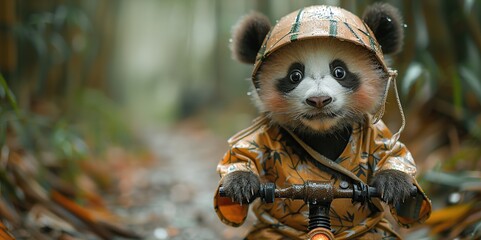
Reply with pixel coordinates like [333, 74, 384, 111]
[110, 123, 253, 239]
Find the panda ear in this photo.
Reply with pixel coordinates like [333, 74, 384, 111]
[231, 12, 271, 64]
[363, 3, 404, 55]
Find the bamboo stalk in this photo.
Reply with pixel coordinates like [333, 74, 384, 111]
[0, 0, 17, 75]
[463, 2, 481, 55]
[420, 0, 457, 80]
[421, 0, 463, 118]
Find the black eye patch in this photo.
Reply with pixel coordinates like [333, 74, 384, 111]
[329, 59, 360, 91]
[276, 62, 305, 93]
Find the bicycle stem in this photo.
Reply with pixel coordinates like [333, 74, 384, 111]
[308, 202, 331, 231]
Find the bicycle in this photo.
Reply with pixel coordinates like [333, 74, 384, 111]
[219, 180, 418, 240]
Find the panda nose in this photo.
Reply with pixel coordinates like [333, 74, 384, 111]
[305, 96, 332, 108]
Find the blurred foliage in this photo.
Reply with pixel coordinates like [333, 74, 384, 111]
[0, 0, 141, 238]
[421, 171, 481, 239]
[396, 0, 481, 134]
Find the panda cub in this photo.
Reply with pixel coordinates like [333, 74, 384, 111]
[214, 3, 431, 239]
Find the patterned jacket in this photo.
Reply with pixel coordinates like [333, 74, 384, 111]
[214, 115, 431, 239]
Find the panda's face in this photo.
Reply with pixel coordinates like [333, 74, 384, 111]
[254, 39, 387, 133]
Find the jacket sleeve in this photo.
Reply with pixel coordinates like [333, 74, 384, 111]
[371, 120, 432, 228]
[214, 142, 261, 227]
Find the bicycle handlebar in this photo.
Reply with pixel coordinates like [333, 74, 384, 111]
[219, 180, 417, 204]
[219, 181, 418, 239]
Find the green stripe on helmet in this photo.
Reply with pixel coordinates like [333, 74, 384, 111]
[289, 8, 304, 41]
[343, 21, 366, 47]
[362, 22, 377, 52]
[329, 19, 338, 37]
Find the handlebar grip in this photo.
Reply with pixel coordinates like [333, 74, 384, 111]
[409, 185, 418, 197]
[368, 185, 418, 197]
[260, 182, 276, 203]
[354, 184, 418, 202]
[218, 183, 276, 203]
[219, 187, 226, 197]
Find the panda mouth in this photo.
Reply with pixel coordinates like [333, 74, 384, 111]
[301, 111, 340, 120]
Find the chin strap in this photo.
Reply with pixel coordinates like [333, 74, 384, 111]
[390, 69, 406, 146]
[373, 69, 406, 148]
[372, 71, 392, 125]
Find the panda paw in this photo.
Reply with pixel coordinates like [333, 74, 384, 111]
[370, 169, 414, 207]
[221, 171, 260, 204]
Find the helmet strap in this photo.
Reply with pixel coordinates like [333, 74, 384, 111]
[372, 70, 393, 124]
[373, 69, 406, 148]
[390, 69, 406, 146]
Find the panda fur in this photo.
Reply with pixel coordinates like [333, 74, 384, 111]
[221, 2, 418, 235]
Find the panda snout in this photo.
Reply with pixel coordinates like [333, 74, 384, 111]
[305, 96, 333, 108]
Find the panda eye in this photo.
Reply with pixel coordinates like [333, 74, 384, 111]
[332, 66, 346, 79]
[289, 69, 303, 83]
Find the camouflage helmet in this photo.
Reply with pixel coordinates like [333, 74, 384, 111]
[252, 5, 392, 79]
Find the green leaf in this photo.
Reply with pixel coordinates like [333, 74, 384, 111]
[52, 125, 89, 160]
[0, 74, 20, 116]
[460, 66, 481, 103]
[402, 62, 423, 94]
[424, 171, 481, 188]
[464, 0, 476, 14]
[472, 221, 481, 238]
[0, 83, 5, 98]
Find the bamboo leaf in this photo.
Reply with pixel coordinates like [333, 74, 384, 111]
[472, 221, 481, 238]
[0, 221, 15, 240]
[424, 171, 481, 187]
[464, 0, 476, 14]
[0, 84, 4, 98]
[402, 62, 424, 94]
[0, 74, 20, 116]
[425, 203, 472, 225]
[460, 66, 481, 103]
